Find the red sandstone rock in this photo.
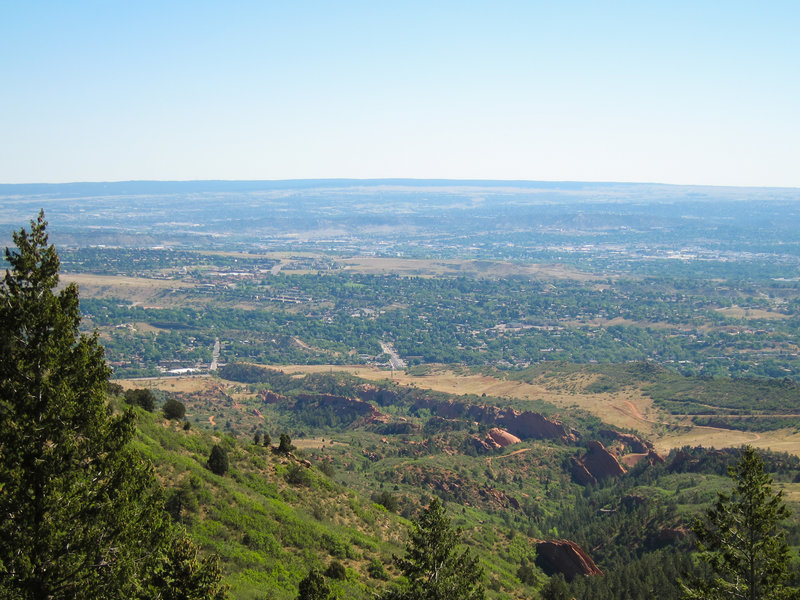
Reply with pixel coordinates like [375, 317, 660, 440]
[486, 428, 521, 448]
[536, 539, 603, 580]
[583, 441, 626, 480]
[572, 441, 627, 485]
[599, 429, 652, 453]
[412, 396, 577, 442]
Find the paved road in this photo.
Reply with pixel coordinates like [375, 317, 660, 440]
[379, 341, 406, 370]
[210, 338, 221, 371]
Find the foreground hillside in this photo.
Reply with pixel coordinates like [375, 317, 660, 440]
[122, 363, 800, 599]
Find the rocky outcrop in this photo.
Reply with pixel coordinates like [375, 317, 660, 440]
[498, 408, 578, 442]
[356, 384, 402, 406]
[572, 441, 626, 485]
[599, 429, 652, 453]
[486, 428, 521, 448]
[412, 397, 577, 442]
[570, 457, 598, 486]
[293, 393, 388, 426]
[259, 390, 286, 404]
[536, 539, 603, 580]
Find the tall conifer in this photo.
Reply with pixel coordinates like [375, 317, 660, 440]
[0, 213, 169, 599]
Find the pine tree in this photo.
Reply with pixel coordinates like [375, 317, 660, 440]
[681, 445, 799, 600]
[0, 214, 227, 600]
[207, 444, 229, 476]
[296, 568, 332, 600]
[384, 497, 484, 600]
[149, 536, 228, 600]
[0, 212, 171, 598]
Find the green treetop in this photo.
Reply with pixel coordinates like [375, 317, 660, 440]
[384, 497, 484, 600]
[682, 445, 799, 600]
[0, 213, 227, 600]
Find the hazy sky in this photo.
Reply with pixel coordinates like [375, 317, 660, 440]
[1, 1, 798, 186]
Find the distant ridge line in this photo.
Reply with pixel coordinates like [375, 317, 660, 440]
[1, 178, 796, 197]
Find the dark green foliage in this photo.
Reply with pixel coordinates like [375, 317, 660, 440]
[183, 420, 191, 430]
[296, 568, 332, 600]
[368, 558, 389, 580]
[207, 444, 229, 476]
[516, 563, 538, 586]
[540, 574, 570, 600]
[263, 432, 271, 447]
[384, 498, 484, 600]
[324, 560, 347, 580]
[371, 490, 399, 513]
[165, 487, 199, 523]
[253, 431, 262, 445]
[286, 463, 312, 487]
[124, 388, 156, 411]
[163, 398, 186, 420]
[278, 432, 294, 454]
[148, 536, 228, 600]
[0, 213, 171, 598]
[681, 446, 798, 600]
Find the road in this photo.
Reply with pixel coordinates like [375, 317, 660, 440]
[379, 341, 406, 370]
[209, 338, 221, 371]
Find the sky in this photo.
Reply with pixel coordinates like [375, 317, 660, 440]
[1, 1, 798, 187]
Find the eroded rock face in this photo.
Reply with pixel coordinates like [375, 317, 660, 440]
[599, 429, 652, 453]
[572, 441, 626, 485]
[412, 397, 577, 442]
[293, 393, 389, 426]
[497, 408, 578, 442]
[536, 539, 603, 580]
[356, 384, 402, 406]
[260, 390, 286, 404]
[486, 428, 522, 448]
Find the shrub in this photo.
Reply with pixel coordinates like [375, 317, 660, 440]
[324, 560, 347, 580]
[124, 388, 156, 411]
[207, 444, 229, 476]
[163, 398, 186, 420]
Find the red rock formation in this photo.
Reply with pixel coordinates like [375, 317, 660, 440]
[599, 429, 652, 453]
[486, 428, 521, 448]
[497, 408, 578, 442]
[570, 457, 598, 486]
[412, 396, 577, 442]
[356, 384, 401, 406]
[572, 441, 626, 485]
[536, 539, 603, 580]
[260, 390, 286, 404]
[583, 441, 626, 479]
[620, 452, 648, 468]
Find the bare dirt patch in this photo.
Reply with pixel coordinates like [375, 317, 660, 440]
[338, 257, 598, 280]
[62, 273, 194, 304]
[715, 306, 790, 320]
[654, 427, 800, 457]
[117, 375, 214, 394]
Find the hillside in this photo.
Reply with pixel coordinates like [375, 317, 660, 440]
[120, 364, 800, 599]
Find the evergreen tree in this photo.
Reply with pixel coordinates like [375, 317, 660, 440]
[163, 398, 186, 420]
[384, 497, 484, 600]
[278, 432, 294, 454]
[296, 568, 332, 600]
[0, 213, 170, 599]
[207, 444, 229, 476]
[681, 446, 799, 600]
[149, 536, 228, 600]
